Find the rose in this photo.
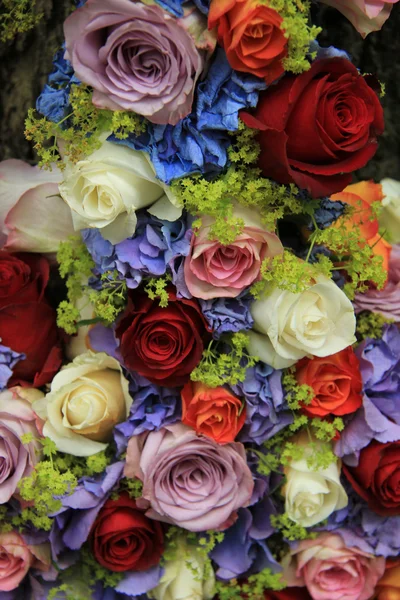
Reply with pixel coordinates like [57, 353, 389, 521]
[0, 159, 74, 253]
[208, 0, 288, 84]
[248, 275, 356, 369]
[59, 140, 182, 244]
[181, 381, 246, 444]
[91, 492, 164, 572]
[32, 351, 133, 456]
[116, 290, 210, 387]
[318, 0, 399, 38]
[64, 0, 207, 125]
[0, 300, 62, 387]
[295, 347, 363, 418]
[354, 244, 400, 321]
[241, 58, 384, 198]
[124, 423, 254, 532]
[380, 178, 400, 244]
[184, 204, 283, 299]
[282, 432, 348, 527]
[331, 181, 392, 278]
[282, 531, 385, 600]
[373, 560, 400, 600]
[0, 532, 50, 592]
[0, 388, 42, 504]
[148, 536, 215, 600]
[343, 440, 400, 516]
[0, 252, 49, 309]
[265, 590, 313, 600]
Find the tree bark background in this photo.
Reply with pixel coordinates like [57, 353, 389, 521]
[0, 1, 399, 182]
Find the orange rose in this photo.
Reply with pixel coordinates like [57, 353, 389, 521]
[208, 0, 288, 84]
[331, 181, 392, 278]
[181, 381, 246, 444]
[374, 560, 400, 600]
[295, 347, 363, 418]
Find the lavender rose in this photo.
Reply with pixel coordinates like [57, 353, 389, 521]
[354, 244, 400, 321]
[0, 388, 43, 504]
[124, 423, 254, 532]
[64, 0, 211, 125]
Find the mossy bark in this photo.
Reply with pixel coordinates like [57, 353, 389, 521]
[0, 1, 399, 180]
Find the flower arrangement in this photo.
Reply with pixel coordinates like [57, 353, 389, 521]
[0, 0, 399, 599]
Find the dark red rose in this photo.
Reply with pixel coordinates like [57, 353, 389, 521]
[295, 347, 363, 417]
[0, 251, 49, 308]
[343, 440, 400, 516]
[0, 301, 62, 387]
[241, 57, 384, 198]
[91, 493, 164, 572]
[264, 588, 312, 600]
[116, 290, 210, 387]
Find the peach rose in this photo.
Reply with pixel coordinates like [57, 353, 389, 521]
[184, 204, 283, 300]
[0, 532, 50, 591]
[282, 531, 385, 600]
[318, 0, 399, 38]
[181, 381, 245, 444]
[374, 560, 400, 600]
[208, 0, 288, 83]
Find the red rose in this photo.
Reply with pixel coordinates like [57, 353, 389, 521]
[0, 301, 62, 387]
[343, 440, 400, 516]
[116, 290, 210, 387]
[295, 347, 363, 417]
[91, 493, 164, 572]
[241, 57, 384, 198]
[0, 251, 49, 309]
[264, 588, 312, 600]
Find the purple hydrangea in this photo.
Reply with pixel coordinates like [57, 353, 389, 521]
[114, 377, 181, 455]
[199, 294, 254, 339]
[154, 0, 209, 16]
[0, 344, 25, 390]
[336, 324, 400, 465]
[231, 362, 292, 446]
[82, 210, 191, 290]
[111, 48, 266, 183]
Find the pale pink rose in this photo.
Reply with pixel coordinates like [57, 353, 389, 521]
[184, 205, 283, 299]
[354, 244, 400, 321]
[0, 160, 74, 253]
[282, 531, 385, 600]
[319, 0, 399, 37]
[0, 532, 50, 591]
[124, 423, 254, 532]
[0, 388, 42, 504]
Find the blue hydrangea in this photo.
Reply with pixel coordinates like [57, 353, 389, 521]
[110, 48, 266, 183]
[114, 377, 181, 455]
[0, 345, 25, 390]
[82, 210, 191, 290]
[153, 0, 209, 15]
[231, 362, 293, 446]
[199, 294, 254, 339]
[36, 46, 79, 123]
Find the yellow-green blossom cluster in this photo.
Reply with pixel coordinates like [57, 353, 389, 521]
[145, 275, 172, 307]
[356, 311, 394, 340]
[0, 0, 43, 42]
[270, 513, 317, 542]
[215, 568, 285, 600]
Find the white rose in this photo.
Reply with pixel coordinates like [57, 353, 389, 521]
[32, 351, 132, 456]
[148, 543, 215, 600]
[283, 433, 348, 527]
[248, 276, 356, 369]
[380, 178, 400, 243]
[59, 140, 182, 244]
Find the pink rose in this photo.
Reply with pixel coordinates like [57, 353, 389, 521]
[0, 160, 74, 253]
[354, 244, 400, 321]
[184, 204, 283, 299]
[0, 531, 50, 591]
[318, 0, 399, 37]
[64, 0, 211, 125]
[282, 531, 385, 600]
[0, 388, 42, 504]
[124, 423, 254, 532]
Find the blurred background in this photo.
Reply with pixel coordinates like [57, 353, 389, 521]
[0, 1, 399, 182]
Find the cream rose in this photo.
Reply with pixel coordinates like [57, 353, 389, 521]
[380, 178, 400, 243]
[248, 276, 356, 368]
[148, 539, 215, 600]
[282, 433, 348, 527]
[32, 351, 132, 456]
[59, 140, 182, 244]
